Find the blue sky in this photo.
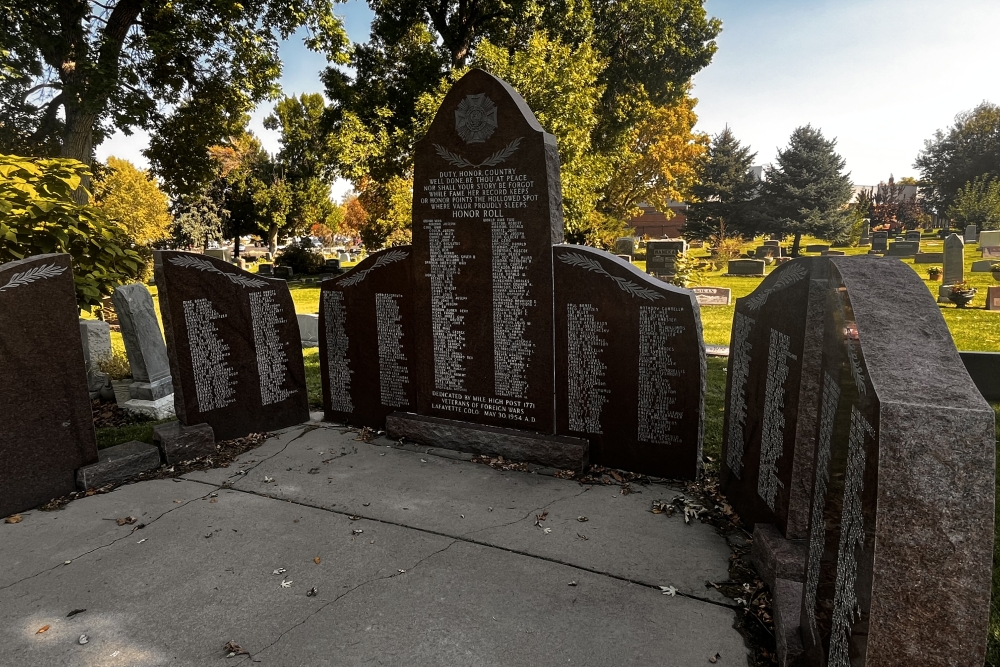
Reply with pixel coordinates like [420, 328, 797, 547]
[97, 0, 1000, 196]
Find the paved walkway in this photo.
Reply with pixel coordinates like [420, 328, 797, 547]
[1, 421, 749, 666]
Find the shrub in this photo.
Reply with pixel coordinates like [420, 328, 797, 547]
[275, 239, 326, 275]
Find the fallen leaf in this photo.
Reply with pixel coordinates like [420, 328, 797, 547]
[263, 476, 274, 483]
[308, 468, 320, 474]
[210, 499, 217, 503]
[398, 569, 406, 574]
[543, 527, 552, 534]
[314, 557, 321, 565]
[307, 587, 318, 597]
[136, 538, 146, 544]
[660, 585, 677, 597]
[348, 515, 361, 521]
[280, 579, 292, 588]
[224, 641, 248, 656]
[363, 502, 370, 507]
[79, 634, 89, 645]
[534, 510, 549, 526]
[577, 516, 588, 522]
[709, 652, 721, 663]
[115, 516, 136, 526]
[577, 533, 588, 541]
[36, 625, 50, 634]
[272, 568, 286, 575]
[352, 528, 363, 536]
[5, 514, 23, 524]
[420, 459, 427, 463]
[568, 581, 577, 587]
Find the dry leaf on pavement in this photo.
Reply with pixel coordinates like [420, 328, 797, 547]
[314, 557, 321, 564]
[36, 625, 50, 634]
[660, 586, 677, 597]
[5, 514, 23, 524]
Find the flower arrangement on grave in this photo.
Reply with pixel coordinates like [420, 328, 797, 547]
[96, 348, 133, 406]
[927, 266, 942, 281]
[948, 281, 977, 308]
[991, 263, 1000, 281]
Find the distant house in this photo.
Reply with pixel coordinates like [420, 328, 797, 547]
[627, 202, 689, 238]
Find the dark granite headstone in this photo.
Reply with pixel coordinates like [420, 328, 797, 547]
[113, 283, 173, 400]
[257, 263, 273, 276]
[805, 245, 829, 254]
[615, 237, 636, 257]
[721, 258, 828, 538]
[904, 230, 921, 243]
[319, 247, 416, 429]
[691, 286, 732, 306]
[800, 256, 993, 665]
[755, 245, 781, 258]
[870, 231, 888, 252]
[913, 252, 944, 263]
[943, 233, 965, 285]
[859, 223, 871, 246]
[727, 259, 766, 276]
[410, 69, 562, 431]
[646, 239, 687, 280]
[0, 254, 98, 516]
[965, 224, 978, 243]
[154, 251, 309, 440]
[763, 240, 780, 247]
[885, 241, 918, 256]
[971, 260, 993, 272]
[553, 246, 704, 478]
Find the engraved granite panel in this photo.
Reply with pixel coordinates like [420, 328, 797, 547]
[904, 230, 921, 243]
[0, 254, 98, 516]
[553, 246, 705, 478]
[721, 258, 828, 538]
[411, 69, 562, 431]
[800, 256, 993, 666]
[646, 239, 688, 280]
[154, 251, 309, 440]
[319, 247, 415, 429]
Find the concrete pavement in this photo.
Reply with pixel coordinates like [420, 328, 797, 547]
[1, 421, 750, 666]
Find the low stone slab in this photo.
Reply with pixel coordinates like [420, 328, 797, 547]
[980, 231, 1000, 247]
[822, 250, 845, 256]
[152, 421, 215, 465]
[751, 523, 807, 587]
[386, 412, 589, 471]
[773, 578, 805, 667]
[75, 441, 161, 490]
[981, 246, 1000, 258]
[122, 395, 176, 420]
[971, 260, 994, 272]
[988, 286, 1000, 312]
[913, 252, 944, 263]
[886, 241, 919, 256]
[692, 286, 731, 305]
[727, 259, 765, 276]
[805, 245, 829, 253]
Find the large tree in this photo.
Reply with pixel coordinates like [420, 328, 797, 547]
[683, 126, 760, 241]
[914, 102, 1000, 216]
[0, 0, 348, 199]
[947, 175, 1000, 231]
[92, 156, 171, 245]
[762, 125, 853, 256]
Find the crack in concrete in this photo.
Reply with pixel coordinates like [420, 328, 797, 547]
[0, 486, 209, 592]
[236, 540, 460, 664]
[223, 426, 319, 484]
[460, 485, 592, 538]
[179, 476, 735, 611]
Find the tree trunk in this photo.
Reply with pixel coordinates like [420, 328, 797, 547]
[791, 232, 802, 257]
[268, 224, 279, 257]
[61, 109, 97, 204]
[233, 231, 241, 259]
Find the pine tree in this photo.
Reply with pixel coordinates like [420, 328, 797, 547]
[683, 127, 761, 241]
[762, 125, 853, 255]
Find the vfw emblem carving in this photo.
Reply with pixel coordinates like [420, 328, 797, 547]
[455, 94, 497, 144]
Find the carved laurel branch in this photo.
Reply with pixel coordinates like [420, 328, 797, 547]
[338, 249, 409, 287]
[0, 263, 67, 292]
[847, 340, 867, 396]
[168, 255, 267, 289]
[744, 262, 808, 311]
[433, 137, 523, 170]
[558, 252, 664, 301]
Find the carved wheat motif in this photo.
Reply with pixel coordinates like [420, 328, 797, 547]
[744, 262, 808, 311]
[0, 263, 67, 292]
[433, 138, 522, 170]
[558, 252, 664, 301]
[168, 255, 267, 289]
[338, 249, 409, 287]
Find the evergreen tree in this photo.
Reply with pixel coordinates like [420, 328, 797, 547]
[762, 125, 853, 256]
[683, 127, 760, 241]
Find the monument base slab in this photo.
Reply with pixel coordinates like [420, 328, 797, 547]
[386, 413, 589, 471]
[75, 441, 162, 490]
[773, 578, 805, 667]
[123, 395, 176, 420]
[750, 523, 807, 587]
[153, 422, 216, 464]
[129, 376, 173, 401]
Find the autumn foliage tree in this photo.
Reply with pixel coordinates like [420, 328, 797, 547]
[92, 157, 171, 245]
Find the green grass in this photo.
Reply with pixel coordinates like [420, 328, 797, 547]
[95, 418, 173, 450]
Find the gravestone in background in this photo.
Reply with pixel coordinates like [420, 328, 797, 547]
[979, 230, 1000, 248]
[870, 231, 888, 252]
[155, 251, 309, 440]
[913, 252, 944, 263]
[0, 254, 98, 516]
[554, 246, 705, 478]
[727, 259, 766, 276]
[615, 237, 636, 257]
[646, 239, 687, 280]
[904, 230, 921, 243]
[987, 286, 1000, 311]
[320, 247, 416, 429]
[885, 241, 918, 257]
[691, 287, 732, 306]
[755, 245, 781, 258]
[801, 256, 993, 666]
[965, 224, 978, 242]
[943, 233, 965, 286]
[409, 69, 563, 431]
[971, 260, 993, 272]
[113, 283, 173, 400]
[763, 240, 780, 247]
[982, 246, 1000, 259]
[721, 258, 828, 538]
[805, 245, 829, 254]
[859, 222, 871, 246]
